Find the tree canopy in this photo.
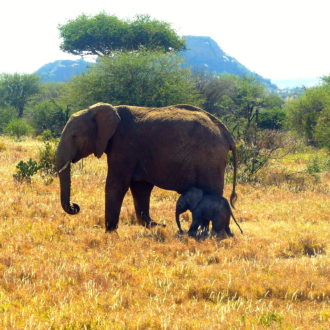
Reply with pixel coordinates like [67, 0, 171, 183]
[66, 51, 202, 108]
[59, 13, 185, 56]
[0, 73, 40, 117]
[285, 76, 330, 148]
[193, 73, 283, 138]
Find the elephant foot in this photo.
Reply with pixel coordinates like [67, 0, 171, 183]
[211, 229, 234, 240]
[105, 222, 119, 233]
[188, 228, 210, 240]
[225, 227, 234, 237]
[105, 227, 118, 233]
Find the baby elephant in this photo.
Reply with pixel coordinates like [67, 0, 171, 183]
[176, 187, 243, 238]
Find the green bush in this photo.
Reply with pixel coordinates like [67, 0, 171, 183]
[258, 108, 286, 130]
[0, 107, 16, 133]
[67, 52, 202, 108]
[13, 139, 58, 184]
[38, 139, 57, 184]
[314, 105, 330, 149]
[13, 159, 39, 183]
[5, 118, 33, 140]
[306, 157, 322, 174]
[285, 79, 330, 147]
[29, 100, 67, 136]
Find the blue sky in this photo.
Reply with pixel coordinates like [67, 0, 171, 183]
[0, 0, 329, 81]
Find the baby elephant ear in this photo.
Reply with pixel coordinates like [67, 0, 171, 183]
[187, 188, 204, 210]
[90, 103, 121, 158]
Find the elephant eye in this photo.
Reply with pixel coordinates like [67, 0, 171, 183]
[72, 134, 77, 140]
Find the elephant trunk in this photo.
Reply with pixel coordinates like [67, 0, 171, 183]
[175, 210, 184, 234]
[56, 152, 80, 215]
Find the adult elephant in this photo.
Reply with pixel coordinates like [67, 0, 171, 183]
[55, 103, 237, 233]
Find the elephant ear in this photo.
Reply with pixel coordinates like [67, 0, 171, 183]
[186, 188, 204, 210]
[90, 103, 121, 158]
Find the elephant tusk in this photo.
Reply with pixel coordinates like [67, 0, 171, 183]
[58, 161, 70, 174]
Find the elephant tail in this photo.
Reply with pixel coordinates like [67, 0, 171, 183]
[229, 203, 243, 234]
[230, 144, 238, 209]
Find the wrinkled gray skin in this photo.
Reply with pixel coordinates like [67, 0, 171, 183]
[55, 103, 238, 233]
[176, 187, 238, 238]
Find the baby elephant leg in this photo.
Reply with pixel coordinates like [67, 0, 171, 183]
[188, 214, 201, 237]
[175, 195, 187, 234]
[225, 227, 234, 237]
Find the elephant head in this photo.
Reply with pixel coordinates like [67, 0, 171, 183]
[55, 103, 121, 215]
[183, 187, 204, 211]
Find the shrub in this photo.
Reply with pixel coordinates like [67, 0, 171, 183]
[13, 139, 58, 184]
[13, 159, 39, 183]
[232, 130, 287, 182]
[29, 100, 67, 137]
[39, 129, 54, 141]
[0, 107, 16, 133]
[258, 108, 286, 130]
[314, 105, 330, 149]
[5, 118, 33, 140]
[67, 52, 202, 108]
[306, 157, 322, 174]
[38, 139, 57, 184]
[285, 81, 330, 146]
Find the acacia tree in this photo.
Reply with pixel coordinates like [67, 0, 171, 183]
[0, 73, 40, 117]
[58, 13, 185, 56]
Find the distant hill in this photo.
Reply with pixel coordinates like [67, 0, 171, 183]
[36, 59, 92, 83]
[35, 36, 277, 90]
[181, 36, 277, 90]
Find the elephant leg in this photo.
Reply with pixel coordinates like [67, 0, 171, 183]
[188, 214, 201, 237]
[105, 166, 131, 232]
[130, 181, 164, 228]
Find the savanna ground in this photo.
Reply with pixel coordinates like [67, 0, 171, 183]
[0, 136, 329, 329]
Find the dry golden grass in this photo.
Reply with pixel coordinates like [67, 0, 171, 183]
[0, 136, 329, 329]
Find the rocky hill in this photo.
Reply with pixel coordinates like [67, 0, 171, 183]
[35, 36, 277, 89]
[36, 59, 91, 83]
[182, 36, 276, 90]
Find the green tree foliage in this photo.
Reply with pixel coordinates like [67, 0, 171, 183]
[35, 82, 67, 102]
[286, 76, 330, 147]
[0, 73, 40, 117]
[258, 108, 286, 130]
[59, 13, 185, 56]
[0, 106, 16, 133]
[194, 72, 287, 180]
[67, 51, 202, 108]
[195, 73, 266, 138]
[13, 159, 39, 183]
[28, 82, 70, 136]
[258, 95, 285, 130]
[314, 105, 330, 149]
[29, 100, 68, 136]
[195, 72, 285, 132]
[5, 118, 33, 140]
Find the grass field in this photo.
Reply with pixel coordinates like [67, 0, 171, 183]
[0, 137, 329, 329]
